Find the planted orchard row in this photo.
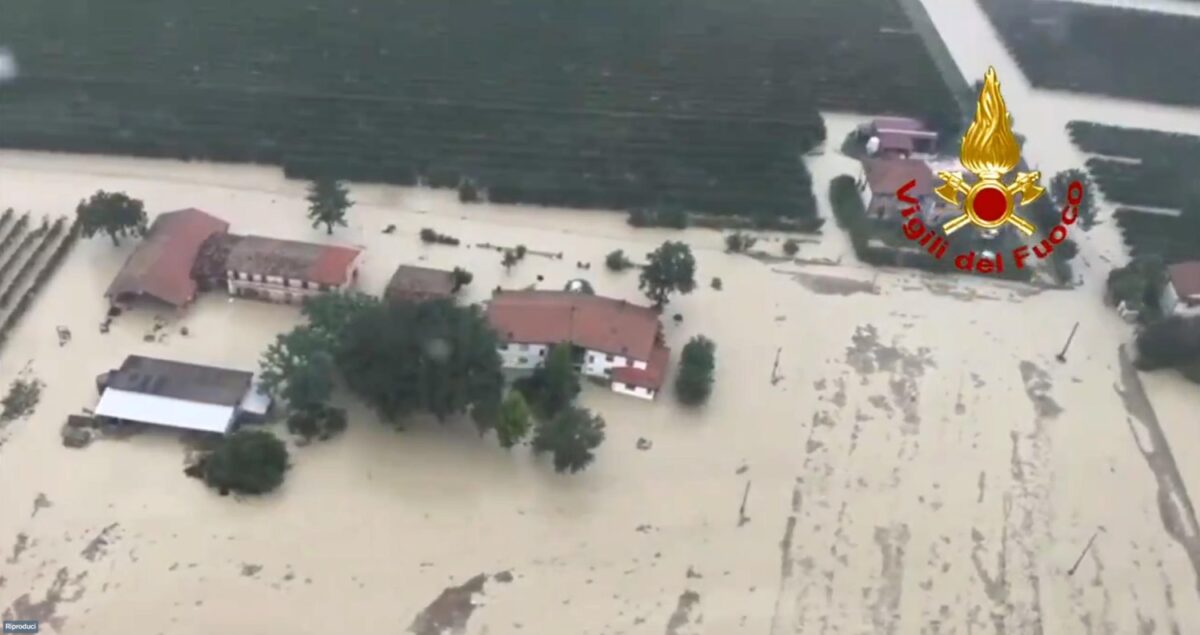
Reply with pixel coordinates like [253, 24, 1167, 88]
[0, 218, 45, 286]
[1116, 209, 1200, 264]
[979, 0, 1200, 107]
[0, 218, 66, 307]
[0, 213, 30, 264]
[1068, 122, 1200, 162]
[0, 221, 79, 354]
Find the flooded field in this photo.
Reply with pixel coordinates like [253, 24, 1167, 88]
[0, 142, 1196, 633]
[3, 1, 1200, 632]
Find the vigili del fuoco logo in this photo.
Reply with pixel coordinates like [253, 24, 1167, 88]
[894, 66, 1085, 274]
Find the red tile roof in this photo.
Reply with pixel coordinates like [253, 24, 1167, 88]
[612, 344, 670, 390]
[225, 235, 362, 286]
[1168, 261, 1200, 302]
[106, 208, 230, 307]
[863, 158, 934, 197]
[486, 290, 661, 361]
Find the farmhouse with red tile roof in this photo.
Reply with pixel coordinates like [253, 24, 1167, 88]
[485, 289, 670, 400]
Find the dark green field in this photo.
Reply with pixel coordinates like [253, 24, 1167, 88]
[0, 0, 958, 220]
[978, 0, 1200, 107]
[1068, 122, 1200, 263]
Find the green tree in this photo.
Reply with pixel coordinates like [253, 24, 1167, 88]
[306, 178, 352, 235]
[606, 249, 633, 272]
[301, 291, 379, 344]
[202, 430, 289, 495]
[1050, 169, 1097, 230]
[259, 326, 336, 411]
[675, 335, 716, 405]
[287, 403, 348, 442]
[335, 299, 504, 429]
[639, 241, 696, 307]
[75, 190, 148, 246]
[496, 391, 533, 449]
[515, 343, 580, 417]
[532, 405, 606, 474]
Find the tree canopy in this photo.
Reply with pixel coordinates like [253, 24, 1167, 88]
[75, 190, 148, 246]
[532, 405, 606, 473]
[496, 390, 533, 449]
[675, 335, 716, 405]
[259, 326, 336, 411]
[201, 430, 289, 495]
[306, 177, 353, 235]
[1051, 169, 1097, 231]
[514, 343, 580, 418]
[639, 241, 696, 307]
[334, 298, 505, 428]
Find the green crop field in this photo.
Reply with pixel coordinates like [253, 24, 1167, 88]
[1068, 121, 1200, 263]
[978, 0, 1200, 107]
[0, 0, 959, 220]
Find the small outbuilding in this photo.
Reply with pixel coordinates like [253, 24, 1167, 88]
[384, 264, 458, 304]
[1161, 261, 1200, 317]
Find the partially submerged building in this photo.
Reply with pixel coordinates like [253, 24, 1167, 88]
[222, 236, 363, 304]
[94, 355, 271, 435]
[860, 116, 938, 158]
[106, 208, 230, 308]
[485, 290, 670, 400]
[858, 158, 950, 223]
[106, 208, 364, 308]
[385, 264, 457, 304]
[1161, 261, 1200, 317]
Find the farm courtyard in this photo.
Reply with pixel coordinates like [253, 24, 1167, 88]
[0, 146, 1197, 634]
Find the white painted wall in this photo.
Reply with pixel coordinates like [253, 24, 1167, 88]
[1162, 283, 1200, 317]
[498, 342, 548, 370]
[612, 382, 655, 400]
[582, 349, 630, 378]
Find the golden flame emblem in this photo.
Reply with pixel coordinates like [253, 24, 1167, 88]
[936, 67, 1043, 236]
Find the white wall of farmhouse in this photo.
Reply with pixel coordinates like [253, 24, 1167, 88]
[612, 381, 655, 400]
[1161, 283, 1200, 317]
[498, 342, 548, 369]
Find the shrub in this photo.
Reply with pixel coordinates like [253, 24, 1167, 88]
[1135, 316, 1200, 371]
[725, 232, 757, 253]
[675, 335, 716, 405]
[287, 403, 348, 442]
[458, 179, 480, 203]
[627, 207, 690, 229]
[710, 277, 722, 290]
[419, 228, 460, 246]
[1106, 257, 1166, 318]
[201, 430, 289, 495]
[783, 238, 799, 256]
[1, 376, 43, 422]
[451, 267, 474, 291]
[605, 249, 633, 272]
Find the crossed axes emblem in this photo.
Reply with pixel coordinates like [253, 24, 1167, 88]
[934, 170, 1043, 236]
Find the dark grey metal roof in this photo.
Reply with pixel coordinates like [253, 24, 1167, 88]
[105, 355, 253, 407]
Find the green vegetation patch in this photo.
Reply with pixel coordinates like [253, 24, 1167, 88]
[978, 0, 1200, 107]
[0, 0, 959, 220]
[1068, 122, 1200, 264]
